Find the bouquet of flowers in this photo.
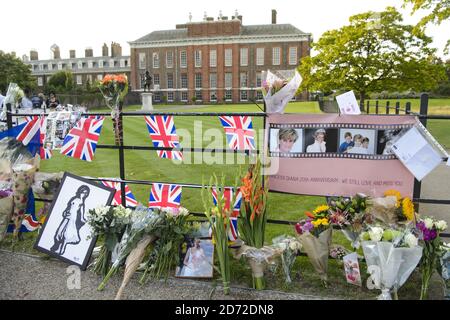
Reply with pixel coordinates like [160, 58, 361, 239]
[238, 159, 269, 289]
[261, 70, 302, 114]
[87, 205, 132, 277]
[202, 174, 238, 295]
[272, 235, 302, 284]
[295, 205, 332, 285]
[329, 245, 351, 260]
[0, 188, 13, 241]
[328, 194, 369, 249]
[97, 74, 128, 146]
[361, 226, 423, 300]
[416, 217, 448, 299]
[366, 189, 416, 225]
[439, 243, 450, 300]
[140, 206, 191, 283]
[97, 205, 164, 295]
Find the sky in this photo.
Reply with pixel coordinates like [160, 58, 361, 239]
[2, 0, 449, 60]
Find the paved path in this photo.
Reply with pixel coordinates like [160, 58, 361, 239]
[0, 250, 331, 300]
[419, 163, 450, 227]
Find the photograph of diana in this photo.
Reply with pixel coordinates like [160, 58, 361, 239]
[304, 128, 338, 153]
[269, 128, 304, 154]
[338, 129, 376, 155]
[175, 239, 214, 278]
[35, 173, 114, 269]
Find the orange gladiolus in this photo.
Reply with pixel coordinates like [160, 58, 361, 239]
[305, 211, 315, 219]
[240, 173, 252, 202]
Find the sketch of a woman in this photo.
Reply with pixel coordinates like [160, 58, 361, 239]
[180, 239, 210, 277]
[50, 185, 90, 255]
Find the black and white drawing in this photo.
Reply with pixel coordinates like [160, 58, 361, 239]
[34, 173, 114, 270]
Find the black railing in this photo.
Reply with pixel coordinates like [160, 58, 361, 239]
[5, 93, 450, 238]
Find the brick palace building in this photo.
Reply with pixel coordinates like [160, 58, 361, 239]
[129, 10, 311, 104]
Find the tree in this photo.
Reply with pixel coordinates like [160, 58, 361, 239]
[403, 0, 449, 53]
[0, 51, 36, 94]
[46, 70, 74, 93]
[298, 7, 447, 107]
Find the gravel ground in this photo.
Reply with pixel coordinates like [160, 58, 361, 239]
[0, 250, 332, 300]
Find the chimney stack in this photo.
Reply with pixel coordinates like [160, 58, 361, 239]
[70, 50, 76, 58]
[85, 47, 93, 57]
[237, 15, 242, 23]
[111, 42, 122, 57]
[53, 46, 61, 59]
[272, 9, 277, 24]
[30, 50, 39, 60]
[102, 43, 109, 56]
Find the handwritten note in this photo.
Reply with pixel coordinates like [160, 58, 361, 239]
[336, 91, 361, 115]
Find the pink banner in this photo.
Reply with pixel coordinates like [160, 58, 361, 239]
[266, 114, 417, 197]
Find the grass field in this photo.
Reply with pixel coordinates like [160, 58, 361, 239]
[2, 98, 449, 299]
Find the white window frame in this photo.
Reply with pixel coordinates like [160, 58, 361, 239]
[109, 59, 115, 68]
[57, 62, 63, 70]
[181, 74, 188, 89]
[225, 90, 232, 101]
[181, 91, 188, 102]
[180, 50, 187, 68]
[77, 61, 83, 69]
[76, 75, 82, 85]
[289, 47, 298, 65]
[48, 63, 53, 70]
[153, 74, 160, 85]
[88, 60, 93, 69]
[152, 52, 160, 68]
[240, 72, 247, 88]
[86, 74, 93, 83]
[37, 77, 43, 86]
[240, 48, 248, 66]
[39, 63, 43, 71]
[256, 72, 262, 87]
[98, 60, 104, 68]
[209, 49, 217, 67]
[210, 91, 217, 102]
[167, 91, 174, 102]
[166, 51, 174, 68]
[120, 59, 125, 68]
[97, 74, 103, 81]
[195, 50, 202, 68]
[195, 73, 202, 89]
[224, 73, 232, 89]
[195, 90, 202, 101]
[209, 73, 217, 89]
[167, 73, 174, 89]
[139, 53, 146, 69]
[256, 48, 264, 66]
[240, 90, 248, 101]
[272, 47, 281, 65]
[224, 49, 232, 67]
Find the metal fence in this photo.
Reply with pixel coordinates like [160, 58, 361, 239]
[4, 93, 450, 238]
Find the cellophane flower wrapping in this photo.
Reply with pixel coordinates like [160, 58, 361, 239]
[232, 244, 283, 289]
[365, 196, 398, 225]
[297, 228, 332, 282]
[1, 83, 24, 119]
[261, 70, 302, 114]
[272, 235, 302, 283]
[0, 188, 13, 241]
[11, 156, 39, 237]
[362, 241, 423, 299]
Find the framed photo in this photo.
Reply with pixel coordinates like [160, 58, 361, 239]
[304, 128, 338, 153]
[269, 128, 304, 154]
[338, 129, 376, 155]
[34, 172, 114, 270]
[175, 238, 214, 279]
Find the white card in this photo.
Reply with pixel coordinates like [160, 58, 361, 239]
[336, 91, 361, 115]
[343, 252, 362, 286]
[392, 127, 442, 181]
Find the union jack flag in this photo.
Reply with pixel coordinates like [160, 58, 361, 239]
[211, 187, 242, 241]
[144, 115, 183, 160]
[100, 179, 138, 207]
[148, 183, 182, 209]
[15, 116, 40, 146]
[60, 117, 104, 161]
[219, 116, 256, 150]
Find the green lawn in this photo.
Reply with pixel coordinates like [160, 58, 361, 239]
[2, 99, 449, 299]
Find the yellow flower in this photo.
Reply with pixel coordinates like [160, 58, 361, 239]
[312, 220, 320, 228]
[321, 218, 329, 226]
[402, 197, 415, 221]
[384, 189, 401, 208]
[313, 205, 330, 215]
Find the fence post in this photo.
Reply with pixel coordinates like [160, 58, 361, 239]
[395, 102, 400, 115]
[366, 100, 370, 114]
[386, 101, 390, 114]
[6, 103, 13, 130]
[413, 93, 429, 211]
[118, 101, 127, 207]
[405, 102, 411, 114]
[375, 100, 379, 114]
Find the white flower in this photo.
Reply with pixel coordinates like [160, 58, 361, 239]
[404, 233, 418, 248]
[178, 207, 189, 216]
[278, 243, 287, 250]
[424, 218, 434, 229]
[289, 241, 301, 252]
[434, 220, 448, 232]
[369, 227, 384, 242]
